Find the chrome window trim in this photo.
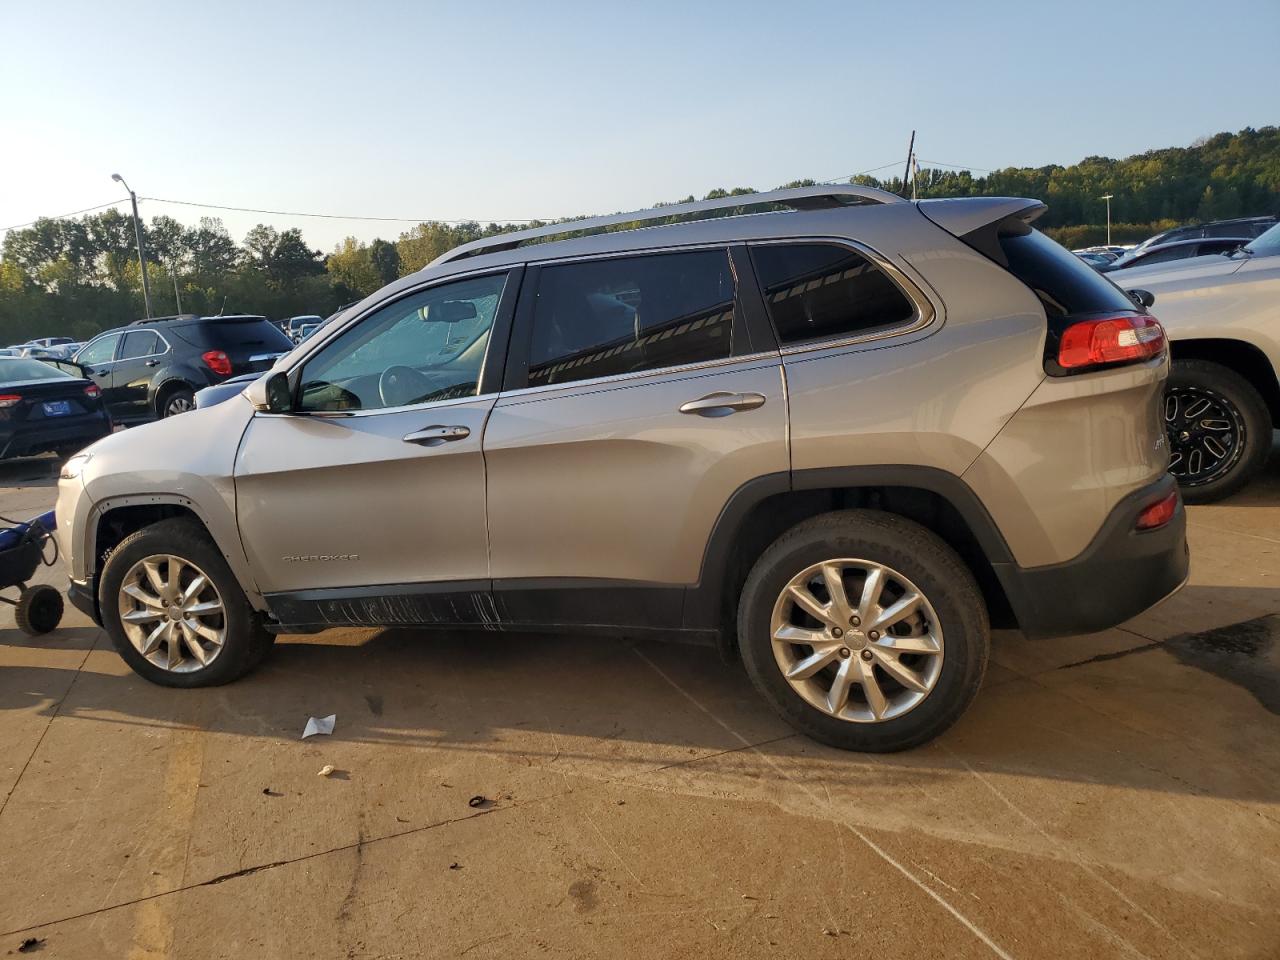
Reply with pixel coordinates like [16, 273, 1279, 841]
[253, 390, 498, 420]
[496, 351, 780, 404]
[746, 236, 938, 357]
[119, 329, 172, 362]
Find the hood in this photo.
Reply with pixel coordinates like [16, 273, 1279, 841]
[1110, 253, 1245, 289]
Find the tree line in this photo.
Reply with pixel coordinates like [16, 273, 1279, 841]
[1, 126, 1276, 345]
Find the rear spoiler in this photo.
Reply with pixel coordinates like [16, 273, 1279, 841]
[917, 197, 1046, 237]
[918, 197, 1047, 267]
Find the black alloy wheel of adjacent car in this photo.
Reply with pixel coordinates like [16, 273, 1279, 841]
[1165, 359, 1272, 503]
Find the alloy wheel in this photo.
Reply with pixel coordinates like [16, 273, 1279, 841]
[165, 395, 193, 416]
[117, 554, 226, 673]
[1165, 386, 1243, 487]
[770, 558, 944, 723]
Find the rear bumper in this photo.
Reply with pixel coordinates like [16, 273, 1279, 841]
[0, 417, 111, 459]
[996, 474, 1189, 640]
[67, 576, 100, 626]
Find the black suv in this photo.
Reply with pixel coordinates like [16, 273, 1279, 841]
[73, 315, 293, 422]
[1131, 215, 1277, 255]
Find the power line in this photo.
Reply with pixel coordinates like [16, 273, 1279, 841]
[818, 160, 903, 184]
[917, 159, 994, 173]
[1, 199, 127, 232]
[140, 195, 547, 225]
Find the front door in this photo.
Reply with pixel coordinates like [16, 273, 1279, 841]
[74, 332, 121, 412]
[483, 246, 788, 629]
[234, 269, 519, 616]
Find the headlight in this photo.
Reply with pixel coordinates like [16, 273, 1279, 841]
[60, 453, 92, 480]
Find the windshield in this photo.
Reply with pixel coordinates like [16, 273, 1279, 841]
[1240, 223, 1280, 258]
[0, 357, 75, 384]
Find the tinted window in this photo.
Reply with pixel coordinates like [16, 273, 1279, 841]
[76, 333, 121, 365]
[995, 227, 1137, 319]
[119, 330, 161, 360]
[750, 244, 915, 346]
[299, 272, 507, 412]
[1135, 246, 1187, 265]
[172, 318, 293, 351]
[527, 249, 735, 387]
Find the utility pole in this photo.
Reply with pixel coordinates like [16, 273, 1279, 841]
[1100, 194, 1114, 246]
[112, 173, 154, 318]
[170, 263, 183, 314]
[901, 130, 916, 199]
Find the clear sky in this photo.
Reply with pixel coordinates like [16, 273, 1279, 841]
[2, 0, 1276, 253]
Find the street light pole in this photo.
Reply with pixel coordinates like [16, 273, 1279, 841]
[112, 173, 154, 319]
[1100, 194, 1114, 246]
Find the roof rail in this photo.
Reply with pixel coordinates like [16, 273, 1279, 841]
[430, 183, 904, 266]
[130, 314, 199, 325]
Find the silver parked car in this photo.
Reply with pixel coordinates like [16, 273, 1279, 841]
[55, 185, 1187, 752]
[1114, 223, 1280, 501]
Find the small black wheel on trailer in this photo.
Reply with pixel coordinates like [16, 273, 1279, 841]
[16, 584, 64, 636]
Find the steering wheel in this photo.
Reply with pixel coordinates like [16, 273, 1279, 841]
[378, 365, 433, 407]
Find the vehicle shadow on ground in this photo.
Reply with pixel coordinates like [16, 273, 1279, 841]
[2, 589, 1278, 806]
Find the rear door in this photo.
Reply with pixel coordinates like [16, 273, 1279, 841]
[482, 245, 787, 630]
[111, 329, 166, 419]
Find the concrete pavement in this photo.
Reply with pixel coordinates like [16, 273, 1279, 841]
[1, 453, 1277, 959]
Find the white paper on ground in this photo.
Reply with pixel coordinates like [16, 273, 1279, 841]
[301, 714, 336, 739]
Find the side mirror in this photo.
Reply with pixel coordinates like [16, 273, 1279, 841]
[247, 371, 293, 413]
[1128, 288, 1155, 309]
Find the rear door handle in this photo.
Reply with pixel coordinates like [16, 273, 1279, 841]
[403, 424, 471, 446]
[678, 391, 766, 416]
[145, 360, 160, 367]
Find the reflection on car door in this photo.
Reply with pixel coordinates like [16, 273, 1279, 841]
[233, 269, 520, 624]
[482, 247, 787, 631]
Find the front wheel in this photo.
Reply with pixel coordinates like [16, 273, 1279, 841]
[99, 518, 273, 687]
[1165, 359, 1272, 504]
[738, 510, 989, 752]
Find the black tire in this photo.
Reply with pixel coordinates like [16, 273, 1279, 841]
[99, 518, 272, 687]
[158, 385, 195, 418]
[16, 584, 64, 636]
[1166, 359, 1272, 504]
[737, 510, 989, 753]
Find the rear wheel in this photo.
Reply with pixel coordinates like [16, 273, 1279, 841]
[159, 385, 195, 418]
[738, 510, 989, 752]
[1166, 359, 1271, 503]
[99, 518, 273, 687]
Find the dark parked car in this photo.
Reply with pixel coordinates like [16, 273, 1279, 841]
[1102, 237, 1249, 272]
[74, 315, 293, 422]
[0, 357, 112, 459]
[1130, 216, 1277, 256]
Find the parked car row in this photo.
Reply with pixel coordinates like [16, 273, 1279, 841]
[1112, 221, 1280, 502]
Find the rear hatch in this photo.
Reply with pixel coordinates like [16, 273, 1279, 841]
[168, 317, 294, 377]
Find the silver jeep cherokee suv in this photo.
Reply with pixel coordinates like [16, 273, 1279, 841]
[56, 185, 1188, 752]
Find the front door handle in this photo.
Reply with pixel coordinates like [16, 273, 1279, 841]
[403, 424, 471, 446]
[145, 360, 160, 367]
[678, 391, 767, 417]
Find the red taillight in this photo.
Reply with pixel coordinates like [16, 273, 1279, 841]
[0, 394, 22, 408]
[202, 350, 232, 376]
[1058, 314, 1165, 371]
[83, 384, 100, 399]
[1136, 490, 1179, 531]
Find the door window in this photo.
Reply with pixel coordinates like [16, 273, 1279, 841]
[750, 243, 916, 346]
[77, 333, 121, 365]
[297, 272, 507, 412]
[526, 249, 736, 388]
[119, 330, 162, 360]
